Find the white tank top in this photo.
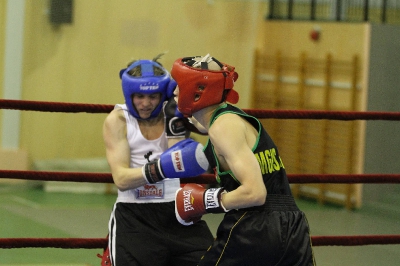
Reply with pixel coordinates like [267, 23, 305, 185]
[115, 104, 180, 203]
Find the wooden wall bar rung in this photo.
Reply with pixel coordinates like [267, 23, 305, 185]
[251, 49, 363, 209]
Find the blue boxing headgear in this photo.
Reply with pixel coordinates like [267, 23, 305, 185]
[120, 59, 176, 119]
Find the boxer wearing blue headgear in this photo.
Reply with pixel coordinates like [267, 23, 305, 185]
[101, 54, 214, 266]
[120, 59, 176, 119]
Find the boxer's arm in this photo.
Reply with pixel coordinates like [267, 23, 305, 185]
[209, 114, 267, 210]
[103, 109, 147, 191]
[167, 137, 184, 148]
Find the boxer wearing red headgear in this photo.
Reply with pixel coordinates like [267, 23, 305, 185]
[171, 54, 239, 117]
[172, 54, 316, 265]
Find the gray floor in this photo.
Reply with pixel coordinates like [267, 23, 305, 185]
[0, 182, 399, 265]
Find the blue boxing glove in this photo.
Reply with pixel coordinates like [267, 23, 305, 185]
[142, 138, 209, 184]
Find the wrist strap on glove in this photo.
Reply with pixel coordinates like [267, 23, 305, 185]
[142, 160, 165, 184]
[204, 187, 229, 213]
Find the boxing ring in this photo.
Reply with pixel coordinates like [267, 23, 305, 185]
[0, 99, 399, 253]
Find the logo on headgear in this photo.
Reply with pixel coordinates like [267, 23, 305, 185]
[140, 82, 160, 91]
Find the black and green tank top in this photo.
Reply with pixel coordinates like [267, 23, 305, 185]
[203, 103, 292, 196]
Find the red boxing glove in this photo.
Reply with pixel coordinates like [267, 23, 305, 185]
[175, 183, 228, 226]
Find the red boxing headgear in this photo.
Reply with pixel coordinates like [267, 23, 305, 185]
[171, 55, 239, 117]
